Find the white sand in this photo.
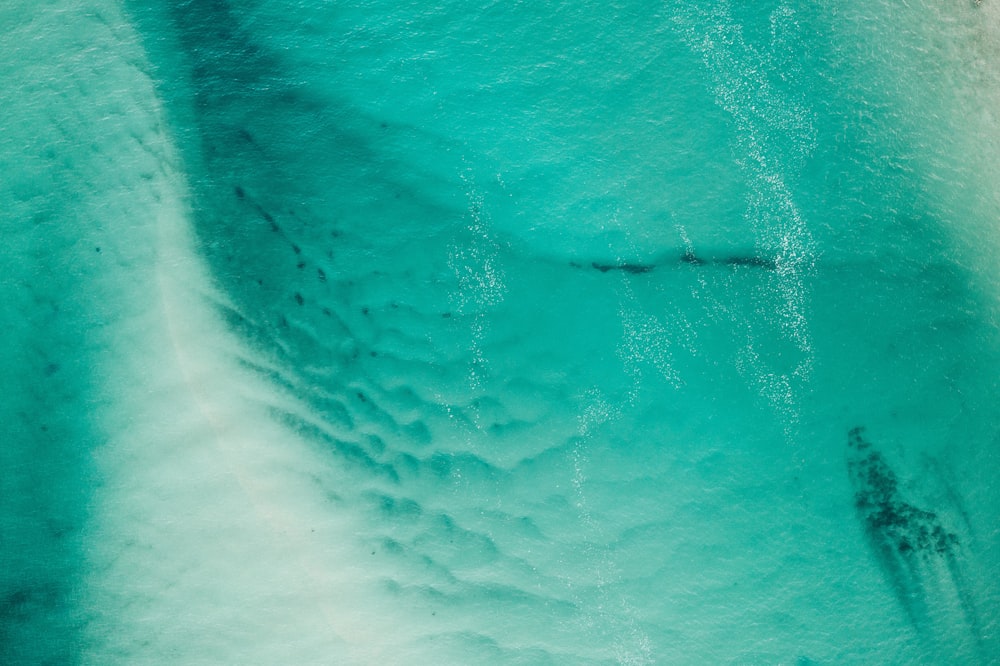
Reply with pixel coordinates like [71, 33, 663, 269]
[4, 3, 409, 662]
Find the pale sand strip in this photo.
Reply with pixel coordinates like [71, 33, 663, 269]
[948, 2, 1000, 277]
[44, 3, 402, 663]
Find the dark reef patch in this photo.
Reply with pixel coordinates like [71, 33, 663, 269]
[847, 427, 959, 559]
[680, 250, 705, 266]
[591, 261, 655, 274]
[572, 249, 778, 275]
[846, 427, 983, 650]
[723, 255, 777, 269]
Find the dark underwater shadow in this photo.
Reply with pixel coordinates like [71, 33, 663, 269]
[846, 426, 986, 660]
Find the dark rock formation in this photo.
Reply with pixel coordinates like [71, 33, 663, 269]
[846, 427, 983, 653]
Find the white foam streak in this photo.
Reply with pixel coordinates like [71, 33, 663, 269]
[674, 2, 816, 426]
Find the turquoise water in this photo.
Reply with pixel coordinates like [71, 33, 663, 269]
[3, 0, 1000, 663]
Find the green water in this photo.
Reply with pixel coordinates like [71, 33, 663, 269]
[3, 0, 1000, 663]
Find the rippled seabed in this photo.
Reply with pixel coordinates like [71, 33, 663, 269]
[3, 1, 1000, 663]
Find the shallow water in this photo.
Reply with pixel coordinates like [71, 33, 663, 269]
[3, 0, 1000, 663]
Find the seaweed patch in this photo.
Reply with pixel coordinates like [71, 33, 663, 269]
[848, 427, 959, 560]
[846, 427, 983, 653]
[571, 250, 777, 274]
